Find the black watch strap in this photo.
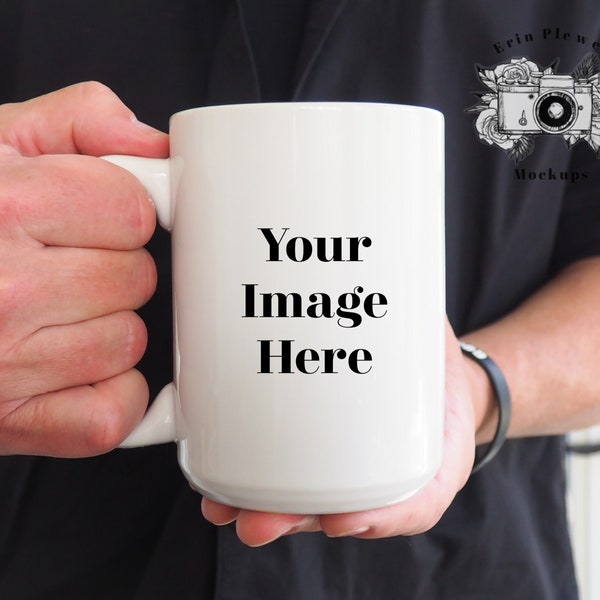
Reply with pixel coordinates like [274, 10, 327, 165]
[459, 341, 512, 474]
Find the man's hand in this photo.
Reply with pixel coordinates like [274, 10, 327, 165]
[202, 319, 477, 545]
[0, 82, 168, 457]
[202, 253, 600, 545]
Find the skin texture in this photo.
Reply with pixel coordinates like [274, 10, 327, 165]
[2, 82, 600, 547]
[0, 83, 168, 456]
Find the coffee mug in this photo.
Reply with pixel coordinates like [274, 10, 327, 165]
[104, 101, 445, 514]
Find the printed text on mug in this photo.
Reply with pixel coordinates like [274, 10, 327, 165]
[242, 228, 390, 375]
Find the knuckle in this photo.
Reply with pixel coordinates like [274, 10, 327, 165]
[0, 263, 32, 336]
[98, 250, 157, 308]
[134, 249, 158, 305]
[87, 311, 148, 372]
[135, 193, 158, 246]
[97, 162, 157, 248]
[407, 501, 449, 536]
[118, 311, 149, 367]
[83, 370, 149, 455]
[80, 311, 148, 373]
[84, 396, 130, 454]
[74, 80, 118, 104]
[0, 402, 33, 452]
[124, 192, 156, 248]
[83, 249, 156, 312]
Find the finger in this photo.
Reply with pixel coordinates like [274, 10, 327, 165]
[0, 81, 169, 158]
[1, 153, 157, 249]
[201, 497, 322, 546]
[319, 473, 456, 539]
[2, 311, 148, 403]
[0, 369, 149, 457]
[0, 143, 20, 156]
[235, 512, 317, 547]
[201, 498, 240, 526]
[320, 458, 464, 539]
[1, 246, 156, 331]
[204, 323, 475, 545]
[231, 509, 319, 547]
[320, 331, 475, 538]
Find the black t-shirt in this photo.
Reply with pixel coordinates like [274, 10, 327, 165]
[2, 1, 600, 598]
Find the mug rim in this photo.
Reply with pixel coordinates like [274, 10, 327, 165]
[170, 101, 444, 122]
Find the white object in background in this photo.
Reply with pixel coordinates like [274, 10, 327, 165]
[567, 425, 600, 600]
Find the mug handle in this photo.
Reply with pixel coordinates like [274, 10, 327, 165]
[102, 155, 177, 447]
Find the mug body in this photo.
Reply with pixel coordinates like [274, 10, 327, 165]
[169, 102, 445, 513]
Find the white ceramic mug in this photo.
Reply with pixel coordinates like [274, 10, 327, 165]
[105, 102, 445, 514]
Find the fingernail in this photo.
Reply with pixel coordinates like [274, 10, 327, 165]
[130, 115, 166, 136]
[246, 525, 296, 548]
[247, 530, 291, 548]
[212, 516, 237, 526]
[326, 526, 370, 538]
[247, 517, 317, 548]
[284, 516, 319, 536]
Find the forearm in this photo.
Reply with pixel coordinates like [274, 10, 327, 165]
[462, 256, 600, 444]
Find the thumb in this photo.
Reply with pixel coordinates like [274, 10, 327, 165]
[0, 81, 169, 158]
